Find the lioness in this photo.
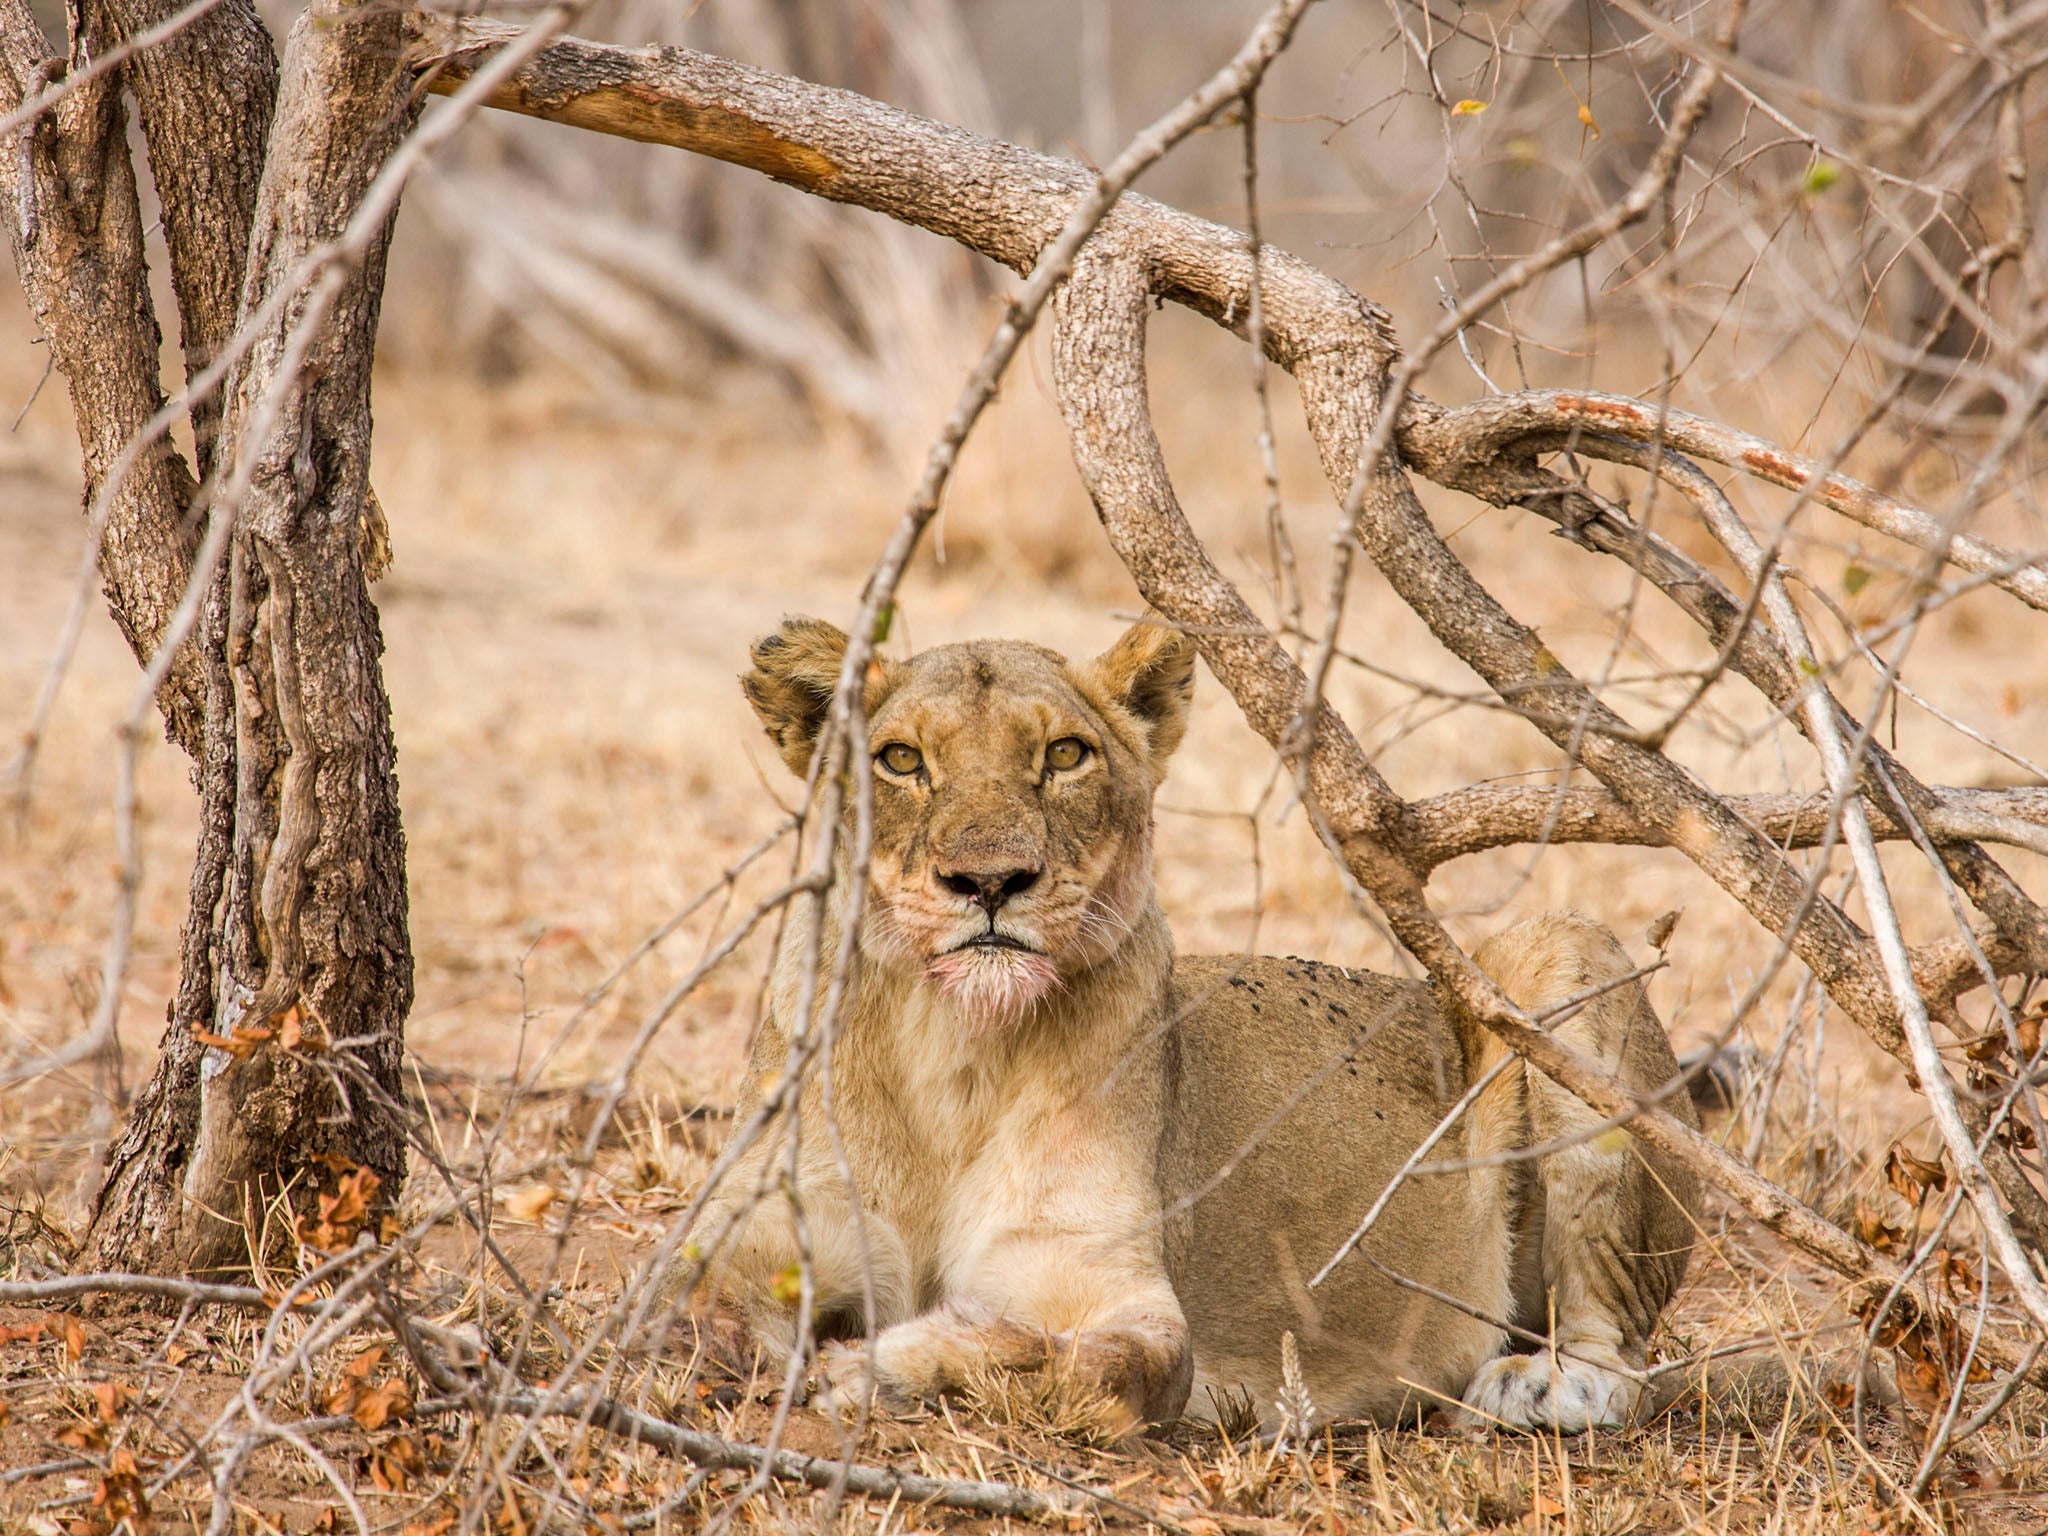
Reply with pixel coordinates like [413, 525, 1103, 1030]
[683, 617, 1700, 1433]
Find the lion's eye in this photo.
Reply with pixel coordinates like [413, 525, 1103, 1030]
[1045, 737, 1090, 772]
[877, 743, 923, 776]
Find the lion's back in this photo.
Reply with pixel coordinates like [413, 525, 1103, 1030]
[1158, 954, 1514, 1424]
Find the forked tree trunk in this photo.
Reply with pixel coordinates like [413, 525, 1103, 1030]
[0, 0, 415, 1278]
[82, 0, 417, 1278]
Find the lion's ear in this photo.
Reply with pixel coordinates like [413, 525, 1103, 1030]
[742, 617, 852, 775]
[1086, 620, 1197, 767]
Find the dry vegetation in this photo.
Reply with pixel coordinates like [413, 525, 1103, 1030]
[4, 0, 2048, 1529]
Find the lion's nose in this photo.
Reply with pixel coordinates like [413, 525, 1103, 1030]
[936, 865, 1041, 914]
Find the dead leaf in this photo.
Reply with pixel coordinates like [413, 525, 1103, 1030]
[1645, 908, 1683, 950]
[1577, 103, 1601, 136]
[61, 1314, 86, 1363]
[57, 1417, 109, 1451]
[352, 1377, 415, 1431]
[189, 1019, 274, 1060]
[2020, 1008, 2044, 1059]
[405, 1515, 458, 1536]
[0, 1320, 47, 1346]
[1854, 1201, 1908, 1254]
[1896, 1353, 1946, 1415]
[93, 1380, 130, 1422]
[1965, 1030, 2007, 1063]
[1885, 1144, 1947, 1202]
[299, 1162, 385, 1250]
[504, 1184, 559, 1223]
[347, 1345, 388, 1379]
[369, 1447, 411, 1493]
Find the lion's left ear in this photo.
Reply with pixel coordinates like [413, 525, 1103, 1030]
[1084, 620, 1197, 768]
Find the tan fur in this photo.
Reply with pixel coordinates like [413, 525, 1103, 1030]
[679, 619, 1701, 1433]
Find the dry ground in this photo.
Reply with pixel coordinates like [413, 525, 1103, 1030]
[4, 231, 2048, 1530]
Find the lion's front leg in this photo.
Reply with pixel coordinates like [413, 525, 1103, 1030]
[679, 1186, 916, 1377]
[813, 1299, 1190, 1431]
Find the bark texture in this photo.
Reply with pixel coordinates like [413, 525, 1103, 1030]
[93, 0, 277, 478]
[79, 0, 417, 1278]
[0, 0, 206, 754]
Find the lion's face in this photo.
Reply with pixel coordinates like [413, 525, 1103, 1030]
[743, 618, 1196, 1030]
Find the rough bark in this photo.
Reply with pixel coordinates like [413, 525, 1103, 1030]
[93, 0, 277, 479]
[83, 0, 416, 1278]
[0, 0, 206, 755]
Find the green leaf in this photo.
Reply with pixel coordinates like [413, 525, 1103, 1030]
[1803, 161, 1842, 195]
[1842, 562, 1871, 597]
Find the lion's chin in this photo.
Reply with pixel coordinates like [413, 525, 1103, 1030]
[924, 945, 1062, 1033]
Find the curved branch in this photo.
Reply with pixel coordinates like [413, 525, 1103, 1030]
[1401, 390, 2048, 613]
[1409, 784, 2048, 869]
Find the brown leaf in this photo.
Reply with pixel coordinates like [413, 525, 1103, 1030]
[189, 1023, 259, 1060]
[1885, 1144, 1946, 1202]
[1896, 1353, 1946, 1415]
[93, 1381, 130, 1423]
[57, 1418, 109, 1451]
[1644, 908, 1683, 950]
[347, 1344, 388, 1380]
[352, 1377, 415, 1431]
[61, 1314, 86, 1363]
[1964, 1030, 2006, 1063]
[504, 1184, 559, 1223]
[0, 1320, 47, 1346]
[1931, 1247, 1976, 1299]
[276, 1004, 304, 1051]
[404, 1514, 457, 1536]
[1854, 1201, 1909, 1254]
[369, 1447, 411, 1493]
[383, 1433, 427, 1476]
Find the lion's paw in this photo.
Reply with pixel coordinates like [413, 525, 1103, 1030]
[1457, 1352, 1639, 1433]
[809, 1339, 926, 1420]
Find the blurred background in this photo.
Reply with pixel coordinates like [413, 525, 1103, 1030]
[3, 0, 2044, 1231]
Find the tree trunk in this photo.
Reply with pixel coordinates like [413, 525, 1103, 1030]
[82, 0, 417, 1278]
[0, 0, 417, 1279]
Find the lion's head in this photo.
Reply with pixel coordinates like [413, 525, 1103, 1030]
[743, 618, 1196, 1030]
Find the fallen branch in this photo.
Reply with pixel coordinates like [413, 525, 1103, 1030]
[482, 1386, 1070, 1518]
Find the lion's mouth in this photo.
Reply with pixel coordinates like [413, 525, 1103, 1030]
[951, 931, 1036, 955]
[925, 929, 1062, 1030]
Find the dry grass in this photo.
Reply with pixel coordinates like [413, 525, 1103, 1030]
[5, 170, 2048, 1526]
